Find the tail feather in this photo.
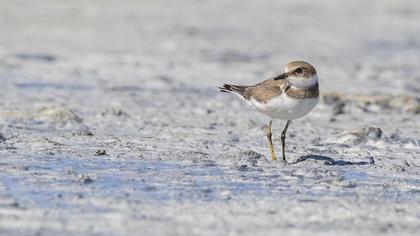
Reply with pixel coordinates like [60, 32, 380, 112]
[218, 84, 248, 94]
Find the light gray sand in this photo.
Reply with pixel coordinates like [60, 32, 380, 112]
[0, 0, 420, 235]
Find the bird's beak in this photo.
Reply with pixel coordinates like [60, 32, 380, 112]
[273, 73, 288, 81]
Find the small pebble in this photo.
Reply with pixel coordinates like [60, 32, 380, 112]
[0, 133, 6, 141]
[95, 150, 107, 156]
[79, 174, 94, 184]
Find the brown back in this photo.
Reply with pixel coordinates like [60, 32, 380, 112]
[243, 78, 289, 103]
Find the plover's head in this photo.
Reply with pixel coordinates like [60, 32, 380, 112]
[283, 61, 318, 88]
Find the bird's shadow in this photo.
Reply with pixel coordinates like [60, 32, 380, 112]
[291, 155, 373, 166]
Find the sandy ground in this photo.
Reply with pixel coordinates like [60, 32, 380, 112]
[0, 0, 420, 235]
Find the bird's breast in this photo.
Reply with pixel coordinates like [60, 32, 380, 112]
[250, 94, 319, 120]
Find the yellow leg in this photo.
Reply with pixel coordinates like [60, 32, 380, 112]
[281, 120, 291, 163]
[266, 120, 276, 161]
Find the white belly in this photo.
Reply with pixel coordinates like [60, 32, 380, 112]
[250, 94, 319, 120]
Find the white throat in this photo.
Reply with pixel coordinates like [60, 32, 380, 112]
[287, 75, 318, 88]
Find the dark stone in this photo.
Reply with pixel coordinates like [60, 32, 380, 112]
[95, 150, 107, 156]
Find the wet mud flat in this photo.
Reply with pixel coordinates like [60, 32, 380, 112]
[1, 0, 420, 235]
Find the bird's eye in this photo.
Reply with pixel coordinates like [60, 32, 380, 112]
[295, 67, 303, 74]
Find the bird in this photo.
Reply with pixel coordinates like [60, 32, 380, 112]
[219, 61, 319, 162]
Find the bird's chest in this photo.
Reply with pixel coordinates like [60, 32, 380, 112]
[251, 94, 319, 119]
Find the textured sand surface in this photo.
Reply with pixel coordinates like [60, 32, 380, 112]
[0, 0, 420, 235]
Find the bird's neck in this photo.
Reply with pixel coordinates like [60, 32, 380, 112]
[288, 75, 318, 89]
